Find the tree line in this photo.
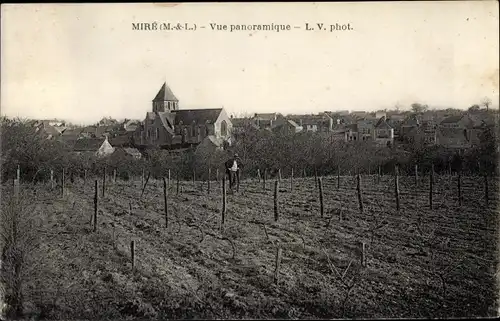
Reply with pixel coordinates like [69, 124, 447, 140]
[1, 117, 497, 185]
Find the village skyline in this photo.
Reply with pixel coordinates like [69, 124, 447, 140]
[1, 3, 498, 125]
[1, 95, 498, 127]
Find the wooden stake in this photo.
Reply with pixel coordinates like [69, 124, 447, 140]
[221, 174, 226, 230]
[278, 168, 282, 182]
[102, 167, 106, 198]
[50, 169, 54, 189]
[192, 169, 196, 189]
[130, 240, 136, 271]
[168, 169, 171, 188]
[430, 165, 434, 210]
[263, 168, 267, 191]
[93, 180, 98, 232]
[314, 168, 318, 189]
[62, 168, 65, 197]
[274, 180, 279, 222]
[458, 170, 462, 206]
[360, 242, 366, 267]
[13, 178, 19, 199]
[484, 174, 489, 206]
[414, 164, 418, 186]
[290, 167, 294, 192]
[176, 172, 180, 195]
[163, 177, 168, 228]
[140, 172, 150, 198]
[395, 165, 400, 212]
[257, 168, 261, 182]
[274, 247, 282, 286]
[319, 177, 324, 218]
[208, 168, 211, 195]
[357, 173, 363, 213]
[337, 165, 340, 189]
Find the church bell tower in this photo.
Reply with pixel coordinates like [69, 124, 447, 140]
[152, 82, 179, 112]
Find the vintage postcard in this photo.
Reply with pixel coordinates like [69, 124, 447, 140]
[1, 2, 499, 320]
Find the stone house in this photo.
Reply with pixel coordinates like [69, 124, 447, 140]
[286, 113, 333, 132]
[72, 136, 115, 158]
[406, 125, 437, 147]
[271, 119, 303, 135]
[230, 117, 260, 134]
[111, 147, 142, 160]
[196, 135, 227, 154]
[33, 121, 65, 140]
[435, 113, 488, 149]
[356, 119, 375, 141]
[400, 116, 420, 137]
[435, 128, 471, 149]
[252, 113, 278, 130]
[346, 123, 359, 141]
[439, 114, 475, 129]
[331, 122, 349, 142]
[373, 117, 394, 146]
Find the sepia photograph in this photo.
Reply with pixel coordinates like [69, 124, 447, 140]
[1, 2, 499, 320]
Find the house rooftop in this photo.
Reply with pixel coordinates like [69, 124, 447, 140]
[437, 127, 468, 141]
[440, 115, 465, 124]
[375, 117, 393, 129]
[253, 113, 277, 121]
[73, 138, 105, 151]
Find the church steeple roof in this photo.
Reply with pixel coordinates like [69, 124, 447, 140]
[153, 82, 178, 102]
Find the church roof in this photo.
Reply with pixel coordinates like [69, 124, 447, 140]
[172, 108, 223, 125]
[157, 112, 175, 134]
[153, 82, 178, 102]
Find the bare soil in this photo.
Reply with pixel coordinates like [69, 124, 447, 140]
[6, 174, 499, 319]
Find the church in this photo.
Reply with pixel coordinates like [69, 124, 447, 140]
[133, 82, 233, 151]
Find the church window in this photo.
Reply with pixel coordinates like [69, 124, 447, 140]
[220, 120, 228, 136]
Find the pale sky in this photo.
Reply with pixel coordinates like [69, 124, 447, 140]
[1, 2, 499, 125]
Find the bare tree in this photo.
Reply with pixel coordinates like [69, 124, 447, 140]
[481, 97, 492, 112]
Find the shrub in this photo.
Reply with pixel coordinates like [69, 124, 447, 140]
[0, 189, 40, 320]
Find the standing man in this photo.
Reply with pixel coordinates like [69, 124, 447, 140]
[225, 153, 243, 192]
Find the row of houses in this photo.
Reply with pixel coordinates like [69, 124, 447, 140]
[231, 106, 496, 150]
[29, 81, 496, 158]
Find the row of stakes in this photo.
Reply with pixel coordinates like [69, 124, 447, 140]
[11, 164, 485, 286]
[13, 162, 490, 213]
[88, 165, 485, 278]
